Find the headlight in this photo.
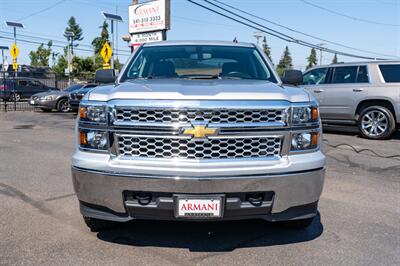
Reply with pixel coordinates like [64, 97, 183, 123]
[79, 130, 108, 150]
[40, 95, 54, 101]
[292, 106, 319, 125]
[79, 105, 107, 123]
[291, 132, 319, 151]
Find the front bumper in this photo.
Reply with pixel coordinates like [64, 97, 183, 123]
[72, 165, 325, 222]
[29, 99, 57, 109]
[69, 99, 80, 110]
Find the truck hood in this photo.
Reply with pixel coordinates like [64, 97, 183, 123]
[87, 79, 310, 103]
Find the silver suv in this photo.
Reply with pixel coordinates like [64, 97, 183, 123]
[303, 62, 400, 139]
[71, 41, 325, 231]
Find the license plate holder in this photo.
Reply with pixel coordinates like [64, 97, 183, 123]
[174, 194, 224, 219]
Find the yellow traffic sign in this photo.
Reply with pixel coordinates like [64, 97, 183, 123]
[10, 43, 19, 59]
[102, 63, 111, 69]
[100, 42, 112, 64]
[12, 62, 18, 71]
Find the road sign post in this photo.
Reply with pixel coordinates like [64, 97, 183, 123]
[9, 43, 19, 111]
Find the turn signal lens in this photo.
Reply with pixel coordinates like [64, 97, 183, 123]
[311, 132, 319, 146]
[311, 107, 319, 121]
[79, 106, 86, 119]
[79, 131, 87, 145]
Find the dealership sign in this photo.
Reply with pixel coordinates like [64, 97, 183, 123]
[129, 0, 170, 34]
[131, 31, 164, 49]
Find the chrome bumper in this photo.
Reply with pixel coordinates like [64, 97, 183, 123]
[72, 165, 325, 220]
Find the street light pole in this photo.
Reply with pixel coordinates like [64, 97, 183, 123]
[6, 21, 24, 77]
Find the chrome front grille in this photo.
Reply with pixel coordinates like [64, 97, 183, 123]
[114, 108, 286, 124]
[116, 135, 282, 160]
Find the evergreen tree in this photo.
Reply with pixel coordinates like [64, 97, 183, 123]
[29, 41, 53, 67]
[92, 21, 110, 54]
[332, 54, 338, 64]
[64, 16, 83, 54]
[276, 46, 293, 76]
[306, 48, 318, 69]
[262, 36, 272, 62]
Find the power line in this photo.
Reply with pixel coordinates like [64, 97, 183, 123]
[299, 0, 400, 27]
[0, 30, 131, 55]
[213, 0, 399, 58]
[17, 0, 68, 21]
[0, 35, 132, 56]
[188, 0, 392, 60]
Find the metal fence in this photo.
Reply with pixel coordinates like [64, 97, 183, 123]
[1, 70, 90, 112]
[0, 101, 37, 112]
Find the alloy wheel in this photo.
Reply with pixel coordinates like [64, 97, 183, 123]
[59, 100, 70, 112]
[360, 110, 388, 137]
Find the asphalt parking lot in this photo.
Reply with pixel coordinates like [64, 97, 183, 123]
[0, 111, 399, 266]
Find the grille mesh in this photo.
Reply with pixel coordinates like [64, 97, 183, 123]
[115, 109, 285, 124]
[116, 135, 281, 160]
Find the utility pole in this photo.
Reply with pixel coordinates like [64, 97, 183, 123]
[64, 31, 74, 86]
[253, 31, 262, 46]
[317, 43, 326, 65]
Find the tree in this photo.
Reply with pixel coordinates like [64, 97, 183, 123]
[92, 21, 109, 54]
[29, 41, 53, 67]
[332, 54, 338, 64]
[306, 48, 318, 70]
[64, 16, 83, 54]
[262, 36, 272, 62]
[276, 46, 293, 76]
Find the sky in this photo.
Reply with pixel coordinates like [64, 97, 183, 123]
[0, 0, 400, 70]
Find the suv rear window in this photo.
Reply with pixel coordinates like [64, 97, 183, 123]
[379, 64, 400, 83]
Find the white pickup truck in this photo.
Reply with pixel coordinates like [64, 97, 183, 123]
[71, 41, 325, 231]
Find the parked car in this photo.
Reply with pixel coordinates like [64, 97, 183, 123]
[0, 77, 57, 101]
[72, 41, 325, 232]
[68, 84, 98, 111]
[29, 83, 85, 112]
[302, 61, 400, 139]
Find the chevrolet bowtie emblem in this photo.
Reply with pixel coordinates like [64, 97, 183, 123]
[183, 126, 218, 138]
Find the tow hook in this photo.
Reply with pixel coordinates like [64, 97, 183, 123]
[247, 193, 264, 207]
[136, 193, 152, 206]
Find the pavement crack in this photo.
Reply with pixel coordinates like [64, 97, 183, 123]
[44, 193, 75, 202]
[328, 154, 400, 178]
[0, 182, 53, 215]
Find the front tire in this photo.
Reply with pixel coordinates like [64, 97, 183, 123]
[358, 106, 396, 140]
[57, 98, 70, 113]
[83, 216, 117, 232]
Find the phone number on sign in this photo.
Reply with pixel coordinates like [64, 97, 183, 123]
[133, 16, 161, 24]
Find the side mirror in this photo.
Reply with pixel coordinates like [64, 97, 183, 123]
[281, 70, 303, 86]
[95, 69, 116, 84]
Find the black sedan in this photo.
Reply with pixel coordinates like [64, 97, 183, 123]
[68, 84, 98, 112]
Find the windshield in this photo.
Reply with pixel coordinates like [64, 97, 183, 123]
[64, 84, 83, 92]
[121, 45, 277, 82]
